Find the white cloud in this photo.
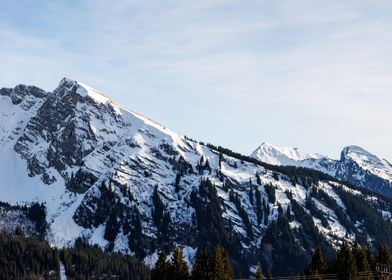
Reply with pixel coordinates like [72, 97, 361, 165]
[0, 0, 391, 159]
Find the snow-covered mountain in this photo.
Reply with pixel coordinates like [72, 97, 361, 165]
[251, 143, 392, 197]
[1, 78, 392, 276]
[251, 142, 323, 166]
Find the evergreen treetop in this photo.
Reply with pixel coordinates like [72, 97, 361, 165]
[151, 250, 169, 280]
[211, 245, 233, 280]
[169, 247, 190, 280]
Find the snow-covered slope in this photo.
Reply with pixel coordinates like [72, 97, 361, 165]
[251, 142, 323, 166]
[340, 145, 392, 183]
[251, 143, 392, 197]
[1, 79, 392, 276]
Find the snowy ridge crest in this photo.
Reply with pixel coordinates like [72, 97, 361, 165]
[252, 143, 392, 197]
[251, 142, 322, 166]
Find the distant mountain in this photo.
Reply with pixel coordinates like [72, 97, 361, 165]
[251, 143, 392, 197]
[1, 78, 392, 277]
[250, 142, 324, 166]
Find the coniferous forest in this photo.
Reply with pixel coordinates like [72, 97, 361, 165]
[149, 242, 392, 280]
[0, 233, 149, 280]
[0, 232, 59, 279]
[2, 227, 390, 280]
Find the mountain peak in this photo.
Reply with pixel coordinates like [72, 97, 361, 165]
[56, 77, 112, 104]
[340, 145, 381, 164]
[340, 145, 392, 182]
[251, 142, 321, 166]
[342, 145, 371, 156]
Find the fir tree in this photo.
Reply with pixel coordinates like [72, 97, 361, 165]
[249, 185, 254, 205]
[211, 246, 233, 280]
[305, 247, 327, 275]
[376, 245, 392, 266]
[175, 173, 181, 193]
[352, 242, 371, 272]
[255, 188, 262, 224]
[263, 201, 270, 225]
[151, 250, 169, 280]
[334, 242, 357, 280]
[266, 270, 273, 280]
[27, 202, 47, 238]
[152, 185, 171, 234]
[205, 159, 212, 174]
[104, 210, 119, 245]
[256, 173, 261, 185]
[264, 184, 276, 204]
[191, 249, 210, 280]
[365, 245, 373, 268]
[255, 265, 263, 280]
[219, 153, 223, 169]
[170, 247, 190, 280]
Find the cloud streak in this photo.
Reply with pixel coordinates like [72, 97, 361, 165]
[0, 0, 391, 159]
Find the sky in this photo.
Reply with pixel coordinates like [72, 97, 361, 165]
[0, 0, 391, 160]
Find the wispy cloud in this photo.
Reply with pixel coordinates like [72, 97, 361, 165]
[0, 0, 391, 159]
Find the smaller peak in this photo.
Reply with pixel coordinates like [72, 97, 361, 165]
[340, 145, 380, 164]
[252, 142, 325, 166]
[259, 142, 275, 148]
[58, 77, 78, 88]
[257, 142, 300, 154]
[342, 145, 370, 156]
[59, 77, 75, 83]
[0, 83, 47, 102]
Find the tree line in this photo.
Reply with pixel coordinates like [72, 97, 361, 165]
[0, 232, 149, 280]
[1, 227, 392, 280]
[0, 232, 59, 279]
[151, 242, 392, 280]
[151, 245, 233, 280]
[61, 237, 149, 280]
[304, 242, 392, 280]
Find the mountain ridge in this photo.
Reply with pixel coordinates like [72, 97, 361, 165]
[1, 78, 392, 276]
[251, 142, 392, 197]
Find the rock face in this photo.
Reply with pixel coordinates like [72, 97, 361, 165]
[251, 143, 392, 198]
[1, 78, 392, 276]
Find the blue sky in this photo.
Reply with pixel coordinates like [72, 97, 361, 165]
[1, 0, 391, 159]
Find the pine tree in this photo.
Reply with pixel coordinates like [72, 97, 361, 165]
[152, 185, 171, 234]
[376, 245, 392, 266]
[255, 188, 262, 224]
[210, 246, 233, 280]
[256, 173, 261, 185]
[255, 265, 263, 280]
[352, 243, 371, 272]
[365, 245, 374, 269]
[170, 247, 190, 280]
[263, 201, 270, 225]
[334, 242, 357, 280]
[219, 153, 223, 169]
[27, 202, 47, 238]
[151, 250, 169, 280]
[175, 173, 181, 193]
[205, 159, 211, 174]
[249, 185, 254, 205]
[191, 249, 210, 280]
[266, 270, 273, 280]
[306, 247, 327, 275]
[104, 210, 119, 244]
